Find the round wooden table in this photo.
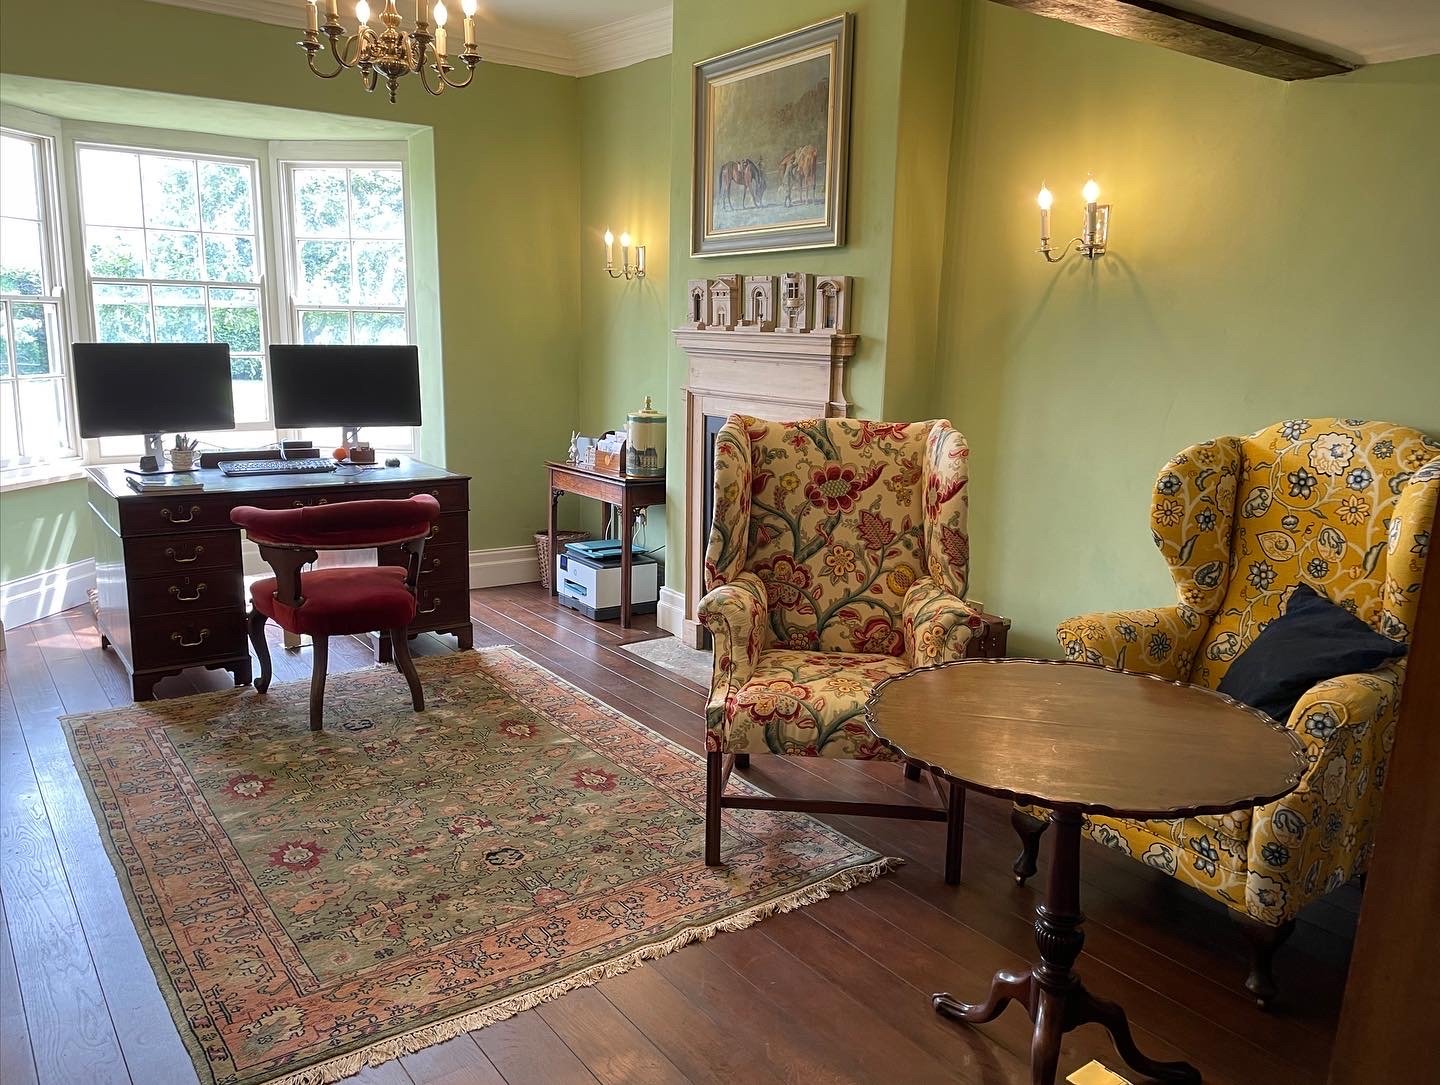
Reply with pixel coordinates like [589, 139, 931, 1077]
[865, 659, 1307, 1085]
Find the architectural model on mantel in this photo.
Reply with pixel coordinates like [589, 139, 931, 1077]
[684, 274, 851, 335]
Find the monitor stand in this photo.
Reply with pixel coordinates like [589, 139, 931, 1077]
[342, 424, 361, 448]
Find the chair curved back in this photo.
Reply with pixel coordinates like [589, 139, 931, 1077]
[705, 415, 969, 656]
[231, 494, 441, 550]
[1145, 419, 1439, 687]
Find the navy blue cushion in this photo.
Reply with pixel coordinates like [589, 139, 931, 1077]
[1216, 584, 1407, 723]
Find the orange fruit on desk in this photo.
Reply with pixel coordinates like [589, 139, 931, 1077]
[333, 446, 349, 461]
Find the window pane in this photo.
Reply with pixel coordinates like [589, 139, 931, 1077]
[354, 240, 406, 305]
[16, 378, 71, 459]
[87, 226, 146, 278]
[140, 156, 200, 230]
[95, 283, 152, 342]
[11, 303, 56, 375]
[0, 303, 9, 377]
[204, 235, 257, 283]
[349, 168, 404, 238]
[199, 162, 254, 233]
[298, 240, 352, 303]
[154, 285, 206, 342]
[0, 217, 44, 294]
[230, 355, 266, 424]
[294, 168, 348, 236]
[299, 309, 350, 344]
[146, 230, 202, 280]
[353, 311, 406, 344]
[0, 136, 39, 220]
[79, 148, 143, 227]
[0, 382, 17, 465]
[210, 288, 262, 353]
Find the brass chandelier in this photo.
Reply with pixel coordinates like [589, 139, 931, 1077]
[301, 0, 482, 103]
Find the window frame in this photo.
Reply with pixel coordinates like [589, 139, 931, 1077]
[1, 111, 80, 475]
[271, 141, 418, 453]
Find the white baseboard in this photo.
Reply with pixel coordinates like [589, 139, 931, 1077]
[470, 545, 541, 589]
[1, 558, 96, 631]
[657, 586, 707, 647]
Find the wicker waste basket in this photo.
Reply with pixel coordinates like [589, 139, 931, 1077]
[535, 530, 591, 590]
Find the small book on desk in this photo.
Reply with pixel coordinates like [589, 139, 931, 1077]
[126, 473, 206, 494]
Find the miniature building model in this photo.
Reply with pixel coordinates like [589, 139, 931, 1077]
[740, 275, 778, 333]
[777, 272, 814, 333]
[811, 275, 851, 334]
[686, 279, 712, 329]
[708, 275, 741, 330]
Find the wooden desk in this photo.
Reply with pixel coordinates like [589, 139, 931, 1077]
[545, 461, 665, 628]
[88, 460, 472, 700]
[866, 659, 1306, 1085]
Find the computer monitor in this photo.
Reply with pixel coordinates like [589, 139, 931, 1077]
[72, 343, 235, 468]
[269, 345, 422, 445]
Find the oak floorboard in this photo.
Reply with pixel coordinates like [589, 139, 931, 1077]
[397, 1032, 504, 1085]
[0, 891, 40, 1085]
[534, 986, 689, 1085]
[468, 1013, 600, 1085]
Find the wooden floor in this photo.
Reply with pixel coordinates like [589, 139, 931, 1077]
[0, 584, 1355, 1085]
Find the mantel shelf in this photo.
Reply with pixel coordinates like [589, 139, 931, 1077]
[672, 328, 859, 364]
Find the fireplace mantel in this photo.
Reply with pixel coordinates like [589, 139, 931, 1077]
[669, 327, 858, 645]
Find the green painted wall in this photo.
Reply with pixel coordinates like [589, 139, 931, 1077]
[665, 0, 949, 597]
[0, 481, 93, 584]
[576, 57, 672, 557]
[0, 0, 581, 554]
[936, 3, 1440, 654]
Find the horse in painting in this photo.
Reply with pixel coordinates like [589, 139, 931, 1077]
[717, 158, 767, 210]
[778, 145, 819, 207]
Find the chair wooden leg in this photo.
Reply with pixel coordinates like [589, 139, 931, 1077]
[1235, 915, 1295, 1009]
[944, 781, 966, 886]
[733, 753, 750, 770]
[247, 610, 272, 693]
[309, 635, 329, 732]
[1011, 807, 1048, 886]
[391, 626, 424, 711]
[705, 751, 723, 866]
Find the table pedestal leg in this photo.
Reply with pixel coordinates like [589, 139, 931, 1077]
[934, 809, 1201, 1085]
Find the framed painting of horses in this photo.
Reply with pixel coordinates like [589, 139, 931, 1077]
[692, 14, 853, 257]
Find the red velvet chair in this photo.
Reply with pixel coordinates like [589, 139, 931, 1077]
[231, 495, 442, 730]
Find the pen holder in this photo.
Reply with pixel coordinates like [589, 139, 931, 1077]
[168, 448, 196, 472]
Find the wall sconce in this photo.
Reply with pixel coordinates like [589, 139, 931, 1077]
[1036, 175, 1110, 262]
[603, 228, 646, 280]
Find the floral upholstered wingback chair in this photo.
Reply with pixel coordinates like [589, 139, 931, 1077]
[699, 416, 984, 873]
[1016, 418, 1439, 1005]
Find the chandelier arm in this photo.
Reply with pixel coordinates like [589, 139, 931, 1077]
[305, 49, 347, 79]
[438, 62, 478, 90]
[417, 61, 446, 97]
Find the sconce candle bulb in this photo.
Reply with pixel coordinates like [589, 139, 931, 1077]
[603, 228, 645, 281]
[1035, 175, 1109, 263]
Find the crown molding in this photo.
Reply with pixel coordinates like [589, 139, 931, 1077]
[571, 6, 673, 77]
[142, 0, 670, 77]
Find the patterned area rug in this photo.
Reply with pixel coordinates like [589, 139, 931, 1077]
[63, 648, 893, 1085]
[619, 635, 713, 687]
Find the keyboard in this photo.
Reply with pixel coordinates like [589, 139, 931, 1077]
[220, 457, 338, 477]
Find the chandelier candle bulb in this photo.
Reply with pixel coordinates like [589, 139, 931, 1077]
[355, 0, 369, 24]
[306, 0, 319, 32]
[462, 0, 475, 48]
[326, 0, 338, 18]
[432, 2, 447, 57]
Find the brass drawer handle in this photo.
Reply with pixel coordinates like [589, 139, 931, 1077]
[409, 489, 439, 498]
[163, 505, 201, 524]
[292, 498, 329, 507]
[170, 629, 210, 648]
[169, 583, 207, 602]
[165, 545, 205, 564]
[419, 596, 441, 615]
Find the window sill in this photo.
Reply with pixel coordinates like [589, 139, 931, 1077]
[0, 460, 89, 494]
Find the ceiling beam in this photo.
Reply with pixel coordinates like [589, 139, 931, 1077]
[988, 0, 1358, 80]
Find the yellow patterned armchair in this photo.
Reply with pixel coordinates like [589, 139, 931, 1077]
[1015, 418, 1439, 1005]
[700, 416, 984, 874]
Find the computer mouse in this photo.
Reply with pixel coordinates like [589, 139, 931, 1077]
[385, 457, 401, 468]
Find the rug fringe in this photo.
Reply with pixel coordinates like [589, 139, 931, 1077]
[260, 855, 901, 1085]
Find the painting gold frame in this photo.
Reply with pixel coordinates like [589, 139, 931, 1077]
[691, 14, 854, 257]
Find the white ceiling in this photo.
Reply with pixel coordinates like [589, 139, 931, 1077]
[1175, 0, 1440, 64]
[142, 0, 672, 76]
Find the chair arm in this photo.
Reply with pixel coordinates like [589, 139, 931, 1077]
[697, 572, 770, 751]
[1056, 605, 1206, 680]
[902, 577, 982, 666]
[1244, 662, 1404, 924]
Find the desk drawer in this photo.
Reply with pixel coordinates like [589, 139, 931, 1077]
[130, 570, 244, 616]
[377, 541, 466, 583]
[119, 496, 232, 536]
[386, 480, 468, 510]
[124, 530, 241, 577]
[131, 606, 247, 670]
[412, 575, 468, 627]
